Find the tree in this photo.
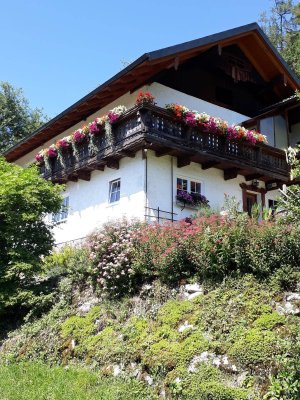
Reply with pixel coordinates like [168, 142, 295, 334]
[0, 157, 62, 321]
[260, 0, 300, 76]
[277, 145, 300, 224]
[0, 82, 48, 154]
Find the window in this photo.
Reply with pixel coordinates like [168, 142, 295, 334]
[268, 199, 278, 210]
[52, 196, 69, 223]
[109, 179, 121, 203]
[177, 177, 201, 195]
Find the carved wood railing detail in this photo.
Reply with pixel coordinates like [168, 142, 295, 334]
[40, 104, 289, 182]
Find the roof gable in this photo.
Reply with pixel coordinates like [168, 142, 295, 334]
[5, 22, 300, 162]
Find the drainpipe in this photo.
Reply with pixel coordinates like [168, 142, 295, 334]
[143, 149, 148, 221]
[171, 156, 174, 221]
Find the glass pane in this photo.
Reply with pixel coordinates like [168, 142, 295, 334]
[274, 114, 287, 149]
[177, 178, 188, 193]
[191, 181, 201, 194]
[109, 180, 120, 203]
[260, 117, 275, 147]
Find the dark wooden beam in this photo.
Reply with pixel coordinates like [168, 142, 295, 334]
[245, 173, 262, 182]
[68, 174, 78, 182]
[77, 171, 91, 181]
[177, 157, 190, 168]
[106, 160, 119, 170]
[201, 161, 219, 170]
[117, 150, 136, 158]
[155, 148, 172, 157]
[95, 164, 105, 171]
[224, 168, 239, 181]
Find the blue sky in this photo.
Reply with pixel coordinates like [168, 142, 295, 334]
[0, 0, 273, 118]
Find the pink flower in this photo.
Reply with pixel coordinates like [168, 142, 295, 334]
[108, 112, 119, 124]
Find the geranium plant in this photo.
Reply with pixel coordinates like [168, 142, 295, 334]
[176, 190, 209, 208]
[56, 136, 72, 151]
[135, 91, 155, 106]
[166, 103, 267, 145]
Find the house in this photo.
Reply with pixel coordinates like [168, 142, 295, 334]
[5, 23, 300, 245]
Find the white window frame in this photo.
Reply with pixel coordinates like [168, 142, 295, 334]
[176, 177, 202, 195]
[109, 178, 121, 203]
[52, 196, 69, 223]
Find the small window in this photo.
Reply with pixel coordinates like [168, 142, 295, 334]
[109, 179, 121, 203]
[177, 178, 188, 194]
[52, 196, 69, 223]
[268, 199, 278, 210]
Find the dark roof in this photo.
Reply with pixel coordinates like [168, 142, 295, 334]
[5, 22, 300, 162]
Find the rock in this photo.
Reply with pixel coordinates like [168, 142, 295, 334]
[188, 351, 239, 373]
[286, 292, 300, 302]
[187, 292, 202, 300]
[181, 283, 203, 301]
[78, 302, 93, 315]
[178, 321, 193, 333]
[112, 364, 123, 376]
[276, 302, 300, 315]
[184, 283, 203, 293]
[144, 374, 153, 386]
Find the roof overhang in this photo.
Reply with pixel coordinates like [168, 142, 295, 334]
[5, 22, 300, 162]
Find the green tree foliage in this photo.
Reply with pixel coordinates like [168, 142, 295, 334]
[0, 82, 47, 154]
[260, 0, 300, 76]
[0, 157, 62, 320]
[278, 145, 300, 224]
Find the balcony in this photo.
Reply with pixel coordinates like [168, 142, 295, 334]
[40, 104, 290, 184]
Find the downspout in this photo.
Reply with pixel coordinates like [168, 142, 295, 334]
[143, 149, 148, 221]
[171, 156, 174, 221]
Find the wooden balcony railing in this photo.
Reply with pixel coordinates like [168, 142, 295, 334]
[40, 104, 290, 183]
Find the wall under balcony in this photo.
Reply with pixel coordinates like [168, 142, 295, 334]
[52, 150, 145, 245]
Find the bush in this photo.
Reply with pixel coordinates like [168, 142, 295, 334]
[133, 216, 300, 289]
[86, 219, 141, 298]
[42, 245, 92, 284]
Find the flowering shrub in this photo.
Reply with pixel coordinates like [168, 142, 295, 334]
[135, 91, 156, 106]
[133, 220, 198, 283]
[86, 219, 140, 298]
[166, 103, 267, 144]
[133, 215, 300, 287]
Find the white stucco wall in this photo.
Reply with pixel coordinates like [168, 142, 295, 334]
[148, 82, 249, 125]
[146, 150, 280, 221]
[53, 150, 145, 244]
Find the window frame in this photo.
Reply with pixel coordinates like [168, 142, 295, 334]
[52, 195, 69, 223]
[176, 177, 202, 196]
[109, 178, 121, 203]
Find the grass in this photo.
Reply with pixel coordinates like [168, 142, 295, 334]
[0, 362, 158, 400]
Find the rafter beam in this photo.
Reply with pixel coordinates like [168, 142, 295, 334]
[155, 148, 172, 157]
[245, 173, 262, 181]
[177, 157, 191, 168]
[106, 160, 119, 170]
[224, 168, 239, 181]
[201, 161, 219, 170]
[77, 171, 91, 181]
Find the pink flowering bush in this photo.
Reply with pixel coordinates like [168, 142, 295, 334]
[86, 219, 141, 298]
[133, 216, 300, 287]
